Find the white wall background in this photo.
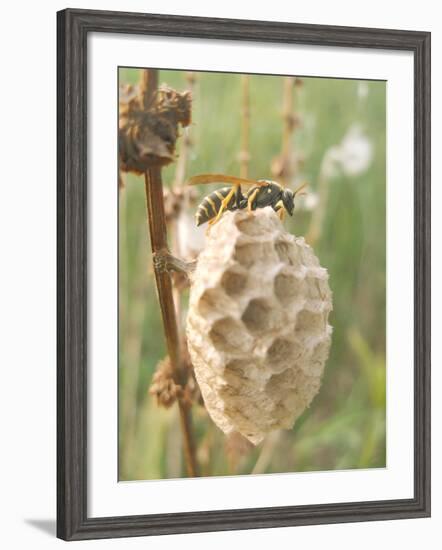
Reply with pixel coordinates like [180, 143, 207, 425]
[0, 1, 439, 548]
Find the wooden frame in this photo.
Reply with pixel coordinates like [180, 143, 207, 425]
[57, 8, 431, 541]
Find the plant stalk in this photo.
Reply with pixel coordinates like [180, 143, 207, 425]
[142, 69, 199, 477]
[170, 72, 196, 324]
[305, 170, 329, 246]
[239, 75, 250, 179]
[282, 77, 296, 160]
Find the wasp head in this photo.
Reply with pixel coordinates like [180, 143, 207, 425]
[282, 188, 295, 216]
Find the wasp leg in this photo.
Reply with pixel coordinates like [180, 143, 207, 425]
[208, 185, 238, 226]
[247, 188, 260, 212]
[235, 184, 246, 208]
[275, 200, 285, 221]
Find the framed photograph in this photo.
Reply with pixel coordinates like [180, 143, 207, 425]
[57, 8, 431, 541]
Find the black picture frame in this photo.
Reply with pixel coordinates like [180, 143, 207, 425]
[57, 8, 431, 541]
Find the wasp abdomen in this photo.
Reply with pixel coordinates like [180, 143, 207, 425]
[195, 186, 236, 226]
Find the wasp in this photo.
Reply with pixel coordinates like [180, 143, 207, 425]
[187, 174, 307, 226]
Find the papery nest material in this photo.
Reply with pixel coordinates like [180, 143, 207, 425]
[119, 84, 192, 173]
[186, 208, 333, 445]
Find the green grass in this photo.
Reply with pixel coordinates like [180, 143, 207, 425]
[118, 68, 386, 480]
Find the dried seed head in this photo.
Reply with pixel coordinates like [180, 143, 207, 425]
[156, 86, 192, 128]
[149, 357, 183, 409]
[149, 338, 202, 409]
[119, 85, 192, 174]
[186, 208, 333, 444]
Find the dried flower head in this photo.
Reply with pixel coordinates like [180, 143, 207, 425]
[156, 86, 192, 128]
[119, 85, 192, 174]
[149, 339, 202, 409]
[149, 357, 183, 409]
[186, 208, 333, 444]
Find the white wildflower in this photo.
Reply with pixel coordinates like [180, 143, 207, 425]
[320, 125, 373, 180]
[338, 125, 373, 176]
[299, 191, 319, 211]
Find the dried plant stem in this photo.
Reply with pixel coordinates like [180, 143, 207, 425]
[239, 75, 250, 178]
[139, 69, 154, 109]
[271, 77, 298, 187]
[251, 431, 282, 475]
[142, 69, 199, 477]
[172, 72, 195, 189]
[282, 77, 296, 160]
[279, 76, 296, 187]
[305, 171, 329, 246]
[144, 166, 199, 477]
[120, 227, 150, 476]
[171, 72, 196, 322]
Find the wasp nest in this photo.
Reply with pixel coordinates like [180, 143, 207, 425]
[186, 207, 332, 445]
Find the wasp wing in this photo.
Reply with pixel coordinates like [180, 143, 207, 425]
[187, 174, 266, 187]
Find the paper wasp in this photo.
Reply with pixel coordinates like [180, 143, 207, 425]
[187, 174, 307, 226]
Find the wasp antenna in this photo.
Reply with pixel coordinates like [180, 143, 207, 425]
[294, 181, 309, 196]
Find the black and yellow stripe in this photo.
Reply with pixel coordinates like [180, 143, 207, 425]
[195, 186, 236, 226]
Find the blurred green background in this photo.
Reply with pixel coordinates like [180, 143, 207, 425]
[119, 68, 386, 481]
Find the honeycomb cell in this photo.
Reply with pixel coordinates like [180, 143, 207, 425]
[274, 271, 303, 303]
[313, 337, 331, 361]
[265, 369, 296, 399]
[236, 216, 266, 237]
[209, 317, 249, 354]
[198, 288, 220, 316]
[224, 358, 255, 376]
[224, 360, 256, 388]
[274, 240, 291, 263]
[305, 277, 321, 300]
[295, 309, 324, 337]
[274, 240, 301, 269]
[221, 268, 247, 297]
[300, 244, 320, 268]
[234, 242, 262, 267]
[242, 298, 273, 333]
[235, 241, 275, 267]
[307, 337, 332, 375]
[266, 338, 298, 372]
